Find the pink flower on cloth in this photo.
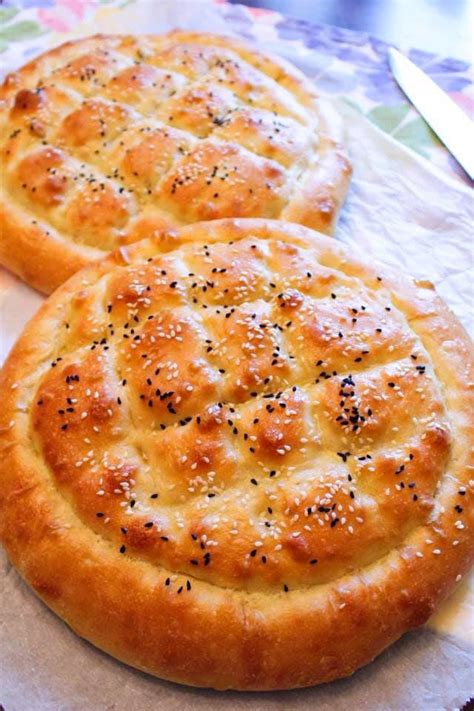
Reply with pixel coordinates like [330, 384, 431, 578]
[63, 0, 91, 14]
[38, 0, 96, 32]
[449, 91, 474, 120]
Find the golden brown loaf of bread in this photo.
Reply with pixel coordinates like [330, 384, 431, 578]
[0, 219, 472, 690]
[0, 32, 351, 294]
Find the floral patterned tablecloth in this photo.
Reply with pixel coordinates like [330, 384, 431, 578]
[1, 0, 473, 185]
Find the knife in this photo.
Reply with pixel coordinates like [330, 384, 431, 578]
[388, 47, 474, 180]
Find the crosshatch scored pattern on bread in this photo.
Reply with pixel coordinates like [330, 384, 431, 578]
[0, 32, 351, 294]
[0, 219, 472, 690]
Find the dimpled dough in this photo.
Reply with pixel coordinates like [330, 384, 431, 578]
[0, 32, 351, 293]
[0, 219, 472, 690]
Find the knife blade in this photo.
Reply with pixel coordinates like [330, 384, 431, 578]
[388, 47, 474, 180]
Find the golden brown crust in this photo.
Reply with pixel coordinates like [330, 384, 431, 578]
[0, 32, 351, 294]
[0, 218, 472, 690]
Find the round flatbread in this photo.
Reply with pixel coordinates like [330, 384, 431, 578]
[0, 32, 351, 293]
[0, 218, 472, 690]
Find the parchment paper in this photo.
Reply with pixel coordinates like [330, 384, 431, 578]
[0, 2, 473, 709]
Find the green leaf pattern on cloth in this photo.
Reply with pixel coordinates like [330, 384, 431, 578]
[0, 20, 44, 46]
[367, 105, 442, 157]
[0, 7, 20, 24]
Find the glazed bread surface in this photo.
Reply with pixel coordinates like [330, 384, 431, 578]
[0, 219, 472, 690]
[0, 32, 351, 293]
